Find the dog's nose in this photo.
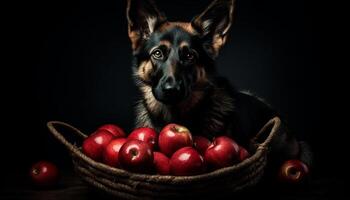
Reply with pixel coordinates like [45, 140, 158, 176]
[162, 81, 180, 92]
[162, 77, 181, 93]
[153, 76, 186, 104]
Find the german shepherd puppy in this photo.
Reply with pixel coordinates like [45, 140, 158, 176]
[126, 0, 312, 169]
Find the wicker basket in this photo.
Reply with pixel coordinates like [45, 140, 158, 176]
[47, 117, 282, 200]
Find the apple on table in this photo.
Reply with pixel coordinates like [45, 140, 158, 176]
[204, 136, 240, 170]
[119, 139, 154, 173]
[98, 124, 126, 138]
[193, 136, 211, 155]
[158, 124, 193, 157]
[128, 127, 158, 150]
[238, 146, 250, 162]
[82, 129, 115, 161]
[30, 161, 59, 187]
[170, 147, 205, 176]
[153, 152, 170, 175]
[278, 159, 309, 184]
[102, 138, 127, 167]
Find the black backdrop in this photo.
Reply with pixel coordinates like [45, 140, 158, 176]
[4, 0, 339, 196]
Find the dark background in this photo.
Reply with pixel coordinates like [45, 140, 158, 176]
[3, 0, 342, 199]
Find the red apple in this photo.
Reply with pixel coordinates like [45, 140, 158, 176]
[278, 159, 309, 184]
[119, 139, 154, 173]
[238, 146, 250, 162]
[82, 130, 114, 161]
[170, 147, 205, 176]
[98, 124, 126, 138]
[30, 161, 59, 187]
[158, 124, 193, 157]
[102, 138, 127, 167]
[193, 136, 211, 155]
[204, 136, 240, 170]
[128, 127, 158, 150]
[153, 152, 170, 175]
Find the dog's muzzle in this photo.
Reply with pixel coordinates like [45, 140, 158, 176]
[152, 76, 187, 105]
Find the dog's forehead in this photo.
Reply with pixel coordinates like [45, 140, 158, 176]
[159, 22, 196, 35]
[152, 22, 197, 47]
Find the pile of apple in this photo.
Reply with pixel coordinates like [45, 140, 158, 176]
[28, 123, 308, 188]
[82, 123, 250, 176]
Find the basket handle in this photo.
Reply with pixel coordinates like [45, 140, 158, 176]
[251, 117, 282, 150]
[47, 121, 88, 154]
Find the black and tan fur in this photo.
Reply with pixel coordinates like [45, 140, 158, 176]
[126, 0, 312, 169]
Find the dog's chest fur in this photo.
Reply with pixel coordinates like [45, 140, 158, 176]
[135, 77, 276, 146]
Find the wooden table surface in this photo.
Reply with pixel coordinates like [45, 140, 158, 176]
[0, 171, 344, 200]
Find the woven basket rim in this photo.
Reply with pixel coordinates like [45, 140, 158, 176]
[47, 117, 281, 183]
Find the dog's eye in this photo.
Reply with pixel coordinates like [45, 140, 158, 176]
[183, 50, 197, 63]
[151, 49, 164, 60]
[185, 52, 195, 60]
[181, 47, 197, 62]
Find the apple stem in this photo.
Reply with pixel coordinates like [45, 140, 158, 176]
[32, 168, 39, 175]
[130, 148, 138, 157]
[289, 168, 298, 176]
[171, 126, 179, 132]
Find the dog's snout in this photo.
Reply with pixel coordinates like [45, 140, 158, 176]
[153, 75, 186, 104]
[162, 76, 181, 93]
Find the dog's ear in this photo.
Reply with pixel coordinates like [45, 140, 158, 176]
[127, 0, 166, 51]
[191, 0, 235, 58]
